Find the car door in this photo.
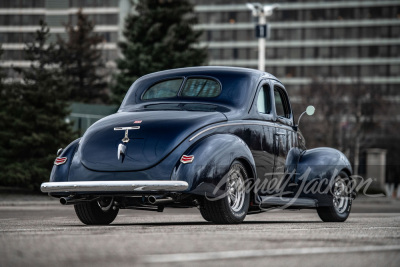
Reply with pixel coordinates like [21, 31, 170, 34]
[271, 82, 296, 179]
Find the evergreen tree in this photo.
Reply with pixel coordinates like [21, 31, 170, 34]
[0, 21, 75, 190]
[58, 9, 108, 103]
[112, 0, 208, 103]
[0, 45, 10, 178]
[0, 45, 5, 86]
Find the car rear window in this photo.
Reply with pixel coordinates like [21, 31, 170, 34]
[142, 79, 183, 100]
[141, 77, 221, 100]
[180, 78, 221, 97]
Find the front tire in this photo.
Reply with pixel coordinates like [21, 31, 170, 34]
[74, 197, 119, 225]
[201, 161, 250, 224]
[317, 171, 353, 222]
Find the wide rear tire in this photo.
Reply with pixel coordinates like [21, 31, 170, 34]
[201, 161, 250, 224]
[74, 197, 119, 225]
[199, 205, 213, 222]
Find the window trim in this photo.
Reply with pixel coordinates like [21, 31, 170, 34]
[273, 85, 292, 120]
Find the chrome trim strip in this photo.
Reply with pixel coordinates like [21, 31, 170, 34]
[189, 122, 294, 141]
[113, 126, 140, 131]
[40, 181, 189, 193]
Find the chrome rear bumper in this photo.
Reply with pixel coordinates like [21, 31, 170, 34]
[40, 181, 189, 193]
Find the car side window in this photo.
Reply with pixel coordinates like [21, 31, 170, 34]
[274, 87, 291, 119]
[257, 85, 271, 114]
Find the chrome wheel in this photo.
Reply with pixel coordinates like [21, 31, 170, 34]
[333, 178, 349, 214]
[317, 171, 353, 222]
[227, 165, 246, 212]
[201, 160, 249, 224]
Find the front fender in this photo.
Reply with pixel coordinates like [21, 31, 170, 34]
[171, 134, 256, 197]
[295, 147, 352, 205]
[49, 138, 81, 183]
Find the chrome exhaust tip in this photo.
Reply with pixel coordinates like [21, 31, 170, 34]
[147, 195, 157, 205]
[147, 196, 174, 205]
[60, 196, 72, 205]
[59, 196, 89, 205]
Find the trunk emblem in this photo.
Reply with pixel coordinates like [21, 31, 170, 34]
[114, 126, 140, 143]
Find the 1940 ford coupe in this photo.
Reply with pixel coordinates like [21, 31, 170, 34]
[41, 67, 356, 225]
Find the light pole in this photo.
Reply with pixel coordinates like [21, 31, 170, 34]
[246, 3, 278, 72]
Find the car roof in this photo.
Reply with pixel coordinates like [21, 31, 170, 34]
[137, 66, 279, 82]
[119, 66, 282, 114]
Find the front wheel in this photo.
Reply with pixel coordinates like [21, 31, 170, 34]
[74, 197, 119, 225]
[201, 161, 250, 224]
[317, 171, 353, 222]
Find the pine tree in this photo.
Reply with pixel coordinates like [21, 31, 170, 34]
[0, 45, 5, 85]
[0, 45, 9, 176]
[0, 21, 75, 190]
[112, 0, 208, 103]
[58, 9, 108, 103]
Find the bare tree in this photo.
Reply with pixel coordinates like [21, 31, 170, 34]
[297, 78, 384, 176]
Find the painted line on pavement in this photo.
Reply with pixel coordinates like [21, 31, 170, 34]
[141, 245, 400, 263]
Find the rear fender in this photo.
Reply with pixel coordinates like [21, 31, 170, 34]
[295, 147, 352, 206]
[171, 134, 256, 197]
[49, 138, 81, 183]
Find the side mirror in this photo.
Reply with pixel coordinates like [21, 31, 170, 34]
[305, 105, 315, 116]
[294, 105, 315, 131]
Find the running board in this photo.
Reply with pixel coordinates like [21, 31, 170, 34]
[259, 196, 318, 208]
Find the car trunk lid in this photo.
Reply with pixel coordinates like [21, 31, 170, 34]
[79, 110, 226, 171]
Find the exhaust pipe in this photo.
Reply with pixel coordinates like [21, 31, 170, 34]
[147, 195, 157, 204]
[147, 196, 174, 205]
[60, 196, 90, 205]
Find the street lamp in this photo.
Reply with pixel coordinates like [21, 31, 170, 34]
[246, 3, 279, 72]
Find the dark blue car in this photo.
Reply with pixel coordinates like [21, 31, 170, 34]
[41, 66, 355, 225]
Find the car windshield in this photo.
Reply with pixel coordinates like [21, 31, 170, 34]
[142, 78, 221, 100]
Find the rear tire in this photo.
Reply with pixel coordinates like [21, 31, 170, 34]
[199, 205, 213, 222]
[74, 197, 119, 225]
[317, 171, 353, 222]
[201, 161, 250, 224]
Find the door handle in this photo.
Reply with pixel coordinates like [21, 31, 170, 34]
[275, 131, 285, 136]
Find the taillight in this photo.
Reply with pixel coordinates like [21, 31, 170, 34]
[54, 157, 67, 165]
[180, 155, 194, 164]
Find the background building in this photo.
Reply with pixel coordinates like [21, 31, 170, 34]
[194, 0, 400, 94]
[1, 0, 399, 89]
[0, 0, 129, 79]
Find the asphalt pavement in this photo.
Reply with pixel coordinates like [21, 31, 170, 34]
[0, 195, 399, 267]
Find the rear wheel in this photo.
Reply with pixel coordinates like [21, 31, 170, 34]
[74, 197, 119, 225]
[201, 161, 250, 224]
[317, 171, 353, 222]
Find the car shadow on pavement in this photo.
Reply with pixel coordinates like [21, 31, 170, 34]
[66, 220, 323, 227]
